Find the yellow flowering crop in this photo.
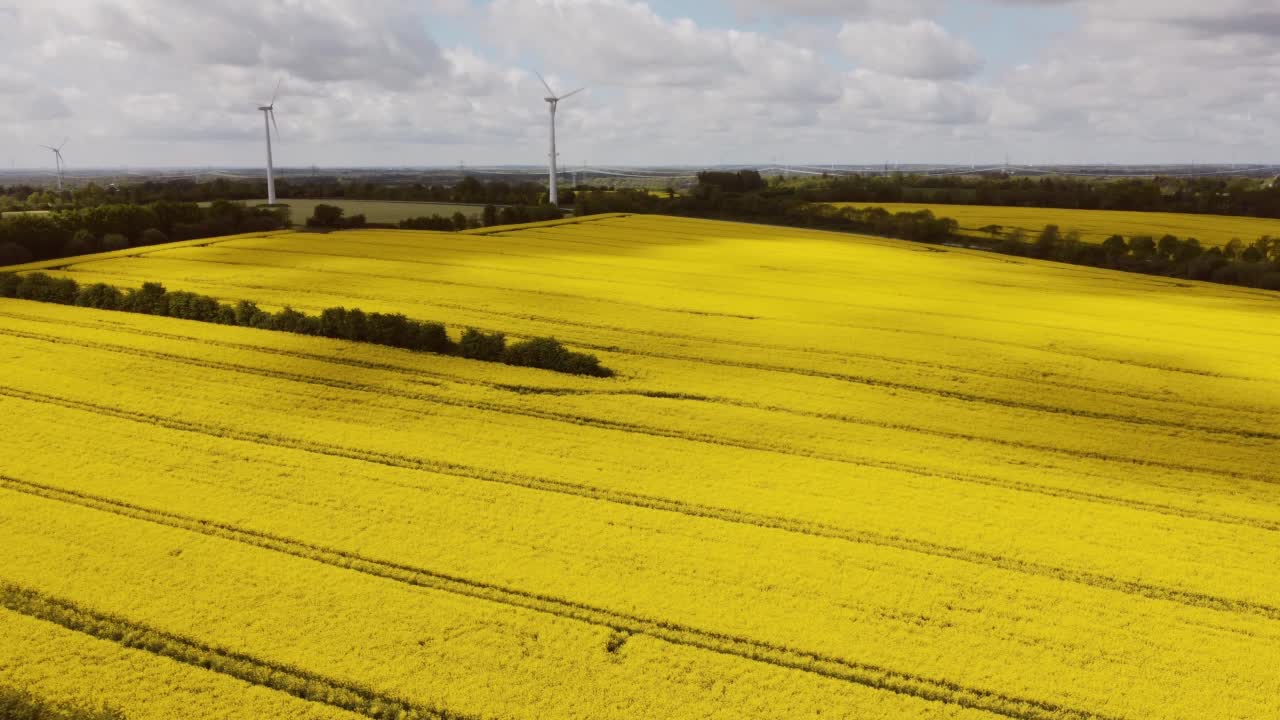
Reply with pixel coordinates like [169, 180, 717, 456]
[829, 201, 1280, 247]
[0, 214, 1277, 719]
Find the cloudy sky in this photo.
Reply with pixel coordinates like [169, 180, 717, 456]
[1, 0, 1277, 168]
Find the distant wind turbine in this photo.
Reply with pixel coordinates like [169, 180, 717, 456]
[39, 138, 69, 192]
[535, 72, 585, 208]
[258, 81, 281, 205]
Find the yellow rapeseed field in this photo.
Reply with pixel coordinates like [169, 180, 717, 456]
[1, 214, 1278, 719]
[831, 201, 1280, 247]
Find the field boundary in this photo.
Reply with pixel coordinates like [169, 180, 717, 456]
[459, 212, 630, 235]
[0, 231, 296, 273]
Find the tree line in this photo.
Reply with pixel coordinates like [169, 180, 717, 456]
[791, 173, 1280, 218]
[0, 201, 289, 265]
[301, 203, 563, 232]
[574, 173, 960, 244]
[0, 273, 613, 377]
[995, 226, 1280, 289]
[1, 176, 563, 212]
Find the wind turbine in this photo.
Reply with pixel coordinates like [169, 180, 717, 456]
[39, 138, 68, 192]
[535, 72, 585, 207]
[258, 82, 281, 205]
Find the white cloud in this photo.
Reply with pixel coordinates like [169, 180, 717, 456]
[730, 0, 945, 21]
[839, 19, 984, 79]
[1, 0, 1278, 167]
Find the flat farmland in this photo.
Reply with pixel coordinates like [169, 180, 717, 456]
[199, 198, 487, 223]
[1, 214, 1278, 719]
[832, 201, 1280, 247]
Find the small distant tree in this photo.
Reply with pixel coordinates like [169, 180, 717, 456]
[0, 242, 32, 266]
[61, 235, 93, 257]
[308, 204, 345, 227]
[1033, 224, 1061, 258]
[482, 204, 498, 227]
[74, 283, 124, 310]
[458, 328, 506, 361]
[1173, 238, 1203, 263]
[140, 228, 169, 246]
[1129, 236, 1156, 260]
[978, 224, 1003, 239]
[451, 212, 469, 231]
[1102, 234, 1128, 259]
[15, 272, 79, 304]
[1157, 234, 1181, 260]
[73, 228, 97, 250]
[101, 233, 131, 251]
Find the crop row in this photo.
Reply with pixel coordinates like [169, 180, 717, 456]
[4, 402, 1279, 719]
[0, 488, 1012, 720]
[2, 312, 1276, 537]
[5, 378, 1278, 623]
[0, 475, 1106, 720]
[1, 320, 1276, 605]
[0, 582, 458, 720]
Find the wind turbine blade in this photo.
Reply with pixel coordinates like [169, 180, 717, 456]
[270, 79, 281, 107]
[534, 71, 555, 97]
[270, 108, 280, 140]
[58, 137, 69, 151]
[38, 145, 55, 151]
[560, 87, 586, 101]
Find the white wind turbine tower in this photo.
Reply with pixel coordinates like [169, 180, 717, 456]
[535, 72, 585, 207]
[39, 138, 69, 192]
[258, 82, 281, 205]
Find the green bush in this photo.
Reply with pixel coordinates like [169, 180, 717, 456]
[503, 336, 612, 377]
[0, 241, 33, 266]
[459, 328, 506, 361]
[101, 233, 131, 252]
[0, 272, 19, 297]
[412, 321, 451, 353]
[140, 228, 168, 246]
[165, 291, 223, 322]
[121, 282, 169, 315]
[15, 273, 79, 304]
[74, 283, 124, 310]
[270, 307, 312, 334]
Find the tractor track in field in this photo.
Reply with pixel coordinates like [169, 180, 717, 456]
[2, 384, 1278, 626]
[0, 476, 1121, 720]
[2, 324, 1276, 494]
[0, 579, 471, 720]
[1, 302, 1267, 423]
[3, 317, 1278, 535]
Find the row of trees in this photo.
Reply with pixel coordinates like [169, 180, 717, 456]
[794, 173, 1280, 218]
[0, 273, 613, 377]
[1, 176, 561, 212]
[572, 178, 960, 245]
[1000, 226, 1280, 290]
[0, 200, 289, 265]
[397, 204, 562, 231]
[302, 203, 563, 232]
